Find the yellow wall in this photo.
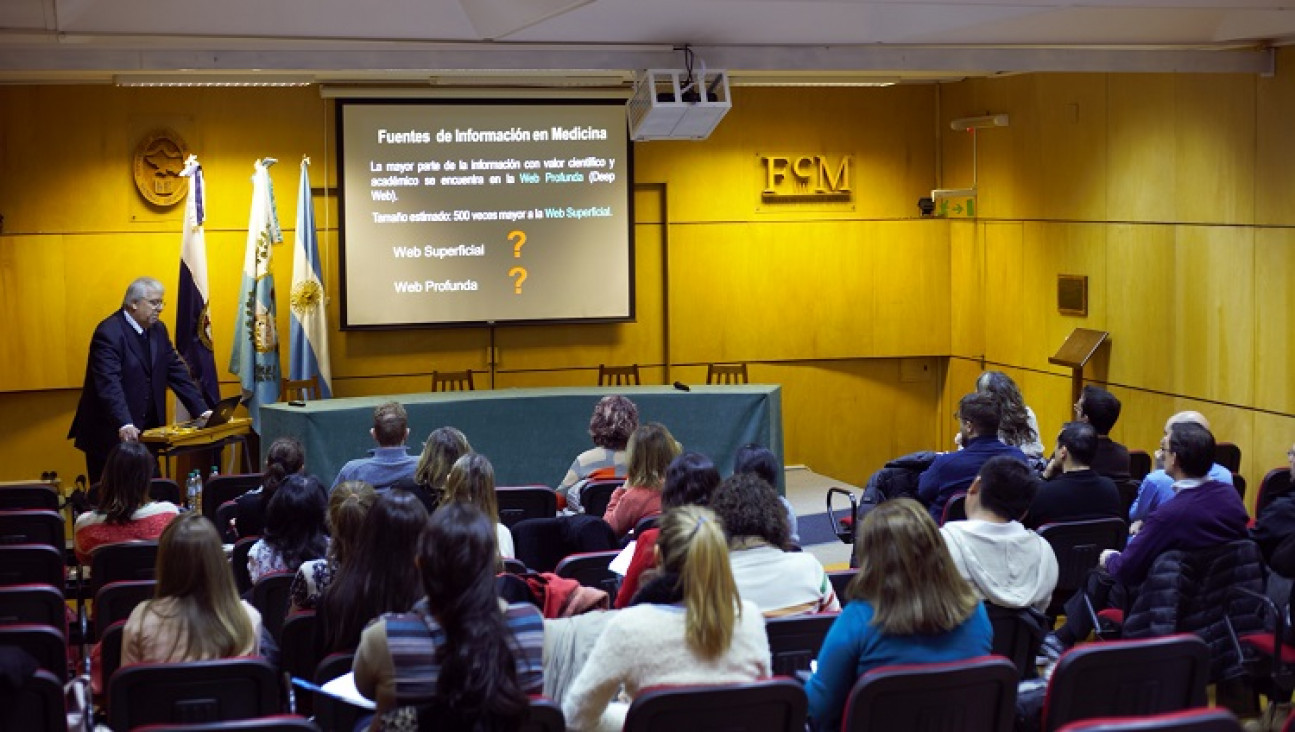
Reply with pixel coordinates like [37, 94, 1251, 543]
[0, 84, 948, 488]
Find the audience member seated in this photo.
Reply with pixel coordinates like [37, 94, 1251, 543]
[1046, 385, 1130, 483]
[234, 436, 304, 539]
[1250, 440, 1295, 576]
[247, 474, 330, 584]
[122, 512, 261, 665]
[918, 391, 1028, 522]
[614, 451, 721, 609]
[941, 456, 1058, 612]
[1044, 422, 1249, 658]
[1128, 411, 1234, 527]
[440, 452, 515, 558]
[710, 472, 839, 616]
[289, 480, 375, 613]
[331, 401, 419, 491]
[734, 443, 800, 545]
[563, 505, 771, 731]
[1027, 422, 1123, 529]
[390, 425, 471, 514]
[353, 503, 543, 726]
[560, 395, 637, 513]
[806, 498, 992, 732]
[317, 488, 427, 654]
[975, 370, 1046, 461]
[75, 441, 179, 563]
[603, 422, 681, 536]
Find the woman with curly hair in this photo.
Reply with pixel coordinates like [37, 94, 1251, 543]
[603, 422, 681, 536]
[392, 426, 472, 514]
[247, 474, 330, 584]
[234, 436, 305, 539]
[805, 498, 991, 732]
[710, 473, 839, 617]
[975, 370, 1045, 460]
[560, 395, 638, 513]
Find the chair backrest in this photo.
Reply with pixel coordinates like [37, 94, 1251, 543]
[764, 613, 837, 677]
[1037, 517, 1127, 613]
[496, 486, 558, 528]
[280, 375, 321, 402]
[521, 697, 565, 732]
[203, 473, 265, 521]
[231, 536, 259, 595]
[0, 585, 65, 631]
[512, 516, 619, 574]
[986, 603, 1047, 679]
[1257, 466, 1293, 517]
[940, 492, 968, 524]
[108, 657, 281, 730]
[0, 544, 64, 589]
[597, 364, 640, 386]
[131, 715, 324, 731]
[842, 656, 1018, 732]
[94, 579, 156, 637]
[828, 569, 857, 599]
[314, 653, 360, 732]
[0, 668, 64, 732]
[1042, 634, 1210, 732]
[578, 479, 623, 519]
[630, 513, 659, 538]
[1215, 442, 1242, 474]
[622, 678, 808, 732]
[554, 550, 622, 596]
[706, 363, 749, 385]
[149, 478, 183, 506]
[432, 369, 475, 392]
[0, 509, 64, 549]
[100, 620, 126, 693]
[251, 571, 296, 643]
[90, 540, 159, 597]
[0, 624, 67, 682]
[1128, 450, 1152, 482]
[0, 483, 59, 511]
[502, 557, 528, 575]
[1116, 479, 1140, 521]
[1232, 472, 1247, 502]
[1055, 707, 1241, 732]
[280, 611, 321, 682]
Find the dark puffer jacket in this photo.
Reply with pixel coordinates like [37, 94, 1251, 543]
[1121, 539, 1265, 681]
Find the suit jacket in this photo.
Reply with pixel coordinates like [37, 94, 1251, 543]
[68, 310, 208, 454]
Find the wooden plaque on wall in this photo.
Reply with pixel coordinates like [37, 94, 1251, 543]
[132, 129, 190, 207]
[1057, 274, 1088, 316]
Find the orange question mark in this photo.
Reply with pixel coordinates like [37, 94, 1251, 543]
[508, 230, 527, 258]
[509, 266, 528, 294]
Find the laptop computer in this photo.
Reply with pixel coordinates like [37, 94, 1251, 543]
[201, 394, 245, 428]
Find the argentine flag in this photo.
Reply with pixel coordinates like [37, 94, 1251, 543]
[230, 158, 283, 432]
[288, 157, 333, 398]
[176, 155, 221, 419]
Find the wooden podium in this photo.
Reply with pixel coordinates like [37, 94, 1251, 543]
[1048, 329, 1109, 405]
[141, 418, 253, 477]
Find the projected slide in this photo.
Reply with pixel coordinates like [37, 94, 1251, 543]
[339, 101, 633, 328]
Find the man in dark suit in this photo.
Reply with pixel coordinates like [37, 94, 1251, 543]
[68, 277, 211, 482]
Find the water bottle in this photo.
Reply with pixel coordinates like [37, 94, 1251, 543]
[186, 470, 199, 511]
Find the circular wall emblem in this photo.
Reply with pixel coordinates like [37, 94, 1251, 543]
[291, 279, 325, 317]
[133, 129, 190, 207]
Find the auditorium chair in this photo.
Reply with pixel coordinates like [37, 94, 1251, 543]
[93, 579, 155, 638]
[1215, 442, 1242, 474]
[597, 364, 640, 386]
[280, 611, 322, 717]
[314, 653, 361, 732]
[577, 479, 623, 519]
[1128, 450, 1152, 483]
[496, 485, 558, 528]
[828, 569, 856, 599]
[1036, 517, 1126, 617]
[0, 668, 64, 732]
[0, 482, 59, 511]
[764, 612, 836, 677]
[622, 678, 807, 732]
[251, 571, 296, 643]
[0, 544, 64, 589]
[0, 624, 68, 682]
[202, 473, 264, 522]
[706, 362, 748, 385]
[0, 585, 65, 631]
[554, 550, 621, 596]
[1055, 708, 1242, 732]
[281, 374, 322, 402]
[521, 698, 565, 732]
[986, 603, 1047, 679]
[841, 656, 1017, 732]
[99, 620, 125, 696]
[940, 492, 967, 525]
[231, 535, 259, 595]
[0, 509, 64, 549]
[1041, 634, 1209, 732]
[107, 657, 280, 730]
[432, 369, 475, 391]
[1256, 466, 1292, 519]
[512, 515, 618, 573]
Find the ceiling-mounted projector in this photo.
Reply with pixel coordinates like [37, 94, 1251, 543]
[627, 69, 731, 141]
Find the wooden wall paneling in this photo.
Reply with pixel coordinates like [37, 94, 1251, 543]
[1103, 224, 1176, 393]
[942, 357, 985, 448]
[1106, 75, 1178, 223]
[1171, 225, 1254, 406]
[870, 221, 952, 356]
[1254, 228, 1295, 414]
[0, 235, 69, 391]
[1019, 222, 1109, 375]
[0, 390, 85, 483]
[1036, 74, 1110, 222]
[1172, 75, 1255, 227]
[948, 221, 984, 359]
[1255, 49, 1295, 227]
[981, 222, 1026, 366]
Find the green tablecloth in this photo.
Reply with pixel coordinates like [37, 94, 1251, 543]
[259, 385, 784, 491]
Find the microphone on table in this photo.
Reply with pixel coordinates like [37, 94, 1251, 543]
[672, 381, 691, 392]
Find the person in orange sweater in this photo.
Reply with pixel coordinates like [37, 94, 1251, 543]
[602, 422, 681, 536]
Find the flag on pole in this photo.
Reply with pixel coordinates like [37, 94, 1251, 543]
[288, 157, 333, 398]
[175, 155, 221, 420]
[230, 158, 283, 432]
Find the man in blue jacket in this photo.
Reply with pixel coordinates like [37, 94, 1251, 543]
[918, 391, 1028, 522]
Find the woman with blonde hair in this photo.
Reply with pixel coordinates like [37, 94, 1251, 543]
[441, 452, 514, 558]
[563, 505, 770, 731]
[805, 498, 991, 732]
[603, 422, 681, 536]
[393, 426, 471, 513]
[289, 480, 376, 612]
[122, 512, 260, 666]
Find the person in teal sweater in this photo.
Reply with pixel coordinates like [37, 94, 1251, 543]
[805, 498, 993, 732]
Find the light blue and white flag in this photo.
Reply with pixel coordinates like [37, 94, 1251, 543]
[176, 155, 221, 420]
[230, 158, 283, 432]
[288, 157, 333, 398]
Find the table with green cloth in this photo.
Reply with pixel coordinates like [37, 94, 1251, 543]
[259, 385, 784, 491]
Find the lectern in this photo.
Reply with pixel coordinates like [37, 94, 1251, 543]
[1048, 329, 1109, 405]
